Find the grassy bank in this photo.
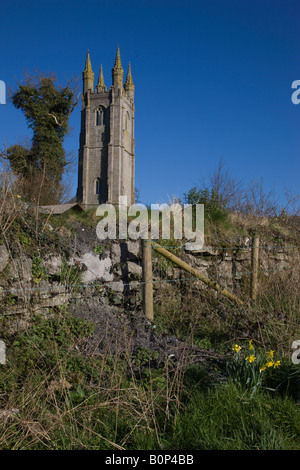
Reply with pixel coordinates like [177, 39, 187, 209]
[0, 190, 299, 450]
[1, 303, 300, 450]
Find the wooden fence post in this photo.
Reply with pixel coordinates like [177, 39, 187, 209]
[142, 237, 154, 321]
[151, 242, 244, 306]
[251, 234, 260, 300]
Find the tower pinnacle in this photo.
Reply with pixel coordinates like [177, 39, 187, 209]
[96, 64, 106, 92]
[83, 50, 94, 78]
[112, 46, 124, 88]
[82, 50, 94, 92]
[124, 62, 135, 92]
[114, 46, 122, 70]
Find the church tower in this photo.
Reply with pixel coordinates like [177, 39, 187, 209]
[77, 48, 135, 207]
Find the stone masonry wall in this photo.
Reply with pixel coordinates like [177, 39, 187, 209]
[0, 235, 297, 333]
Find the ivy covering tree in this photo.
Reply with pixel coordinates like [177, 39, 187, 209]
[7, 72, 77, 204]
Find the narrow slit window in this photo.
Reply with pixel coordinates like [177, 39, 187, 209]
[95, 178, 101, 194]
[125, 111, 130, 131]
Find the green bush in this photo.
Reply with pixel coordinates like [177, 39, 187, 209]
[183, 185, 231, 230]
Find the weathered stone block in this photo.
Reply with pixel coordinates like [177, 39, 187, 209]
[127, 261, 142, 277]
[42, 255, 62, 275]
[106, 281, 124, 293]
[127, 241, 141, 259]
[72, 253, 113, 284]
[10, 257, 32, 281]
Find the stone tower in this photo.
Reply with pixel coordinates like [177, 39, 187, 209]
[77, 48, 135, 207]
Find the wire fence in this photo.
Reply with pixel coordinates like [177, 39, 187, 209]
[0, 268, 283, 295]
[1, 241, 297, 296]
[148, 241, 299, 251]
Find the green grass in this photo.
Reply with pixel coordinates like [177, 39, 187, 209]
[1, 309, 300, 450]
[1, 197, 300, 450]
[168, 382, 300, 450]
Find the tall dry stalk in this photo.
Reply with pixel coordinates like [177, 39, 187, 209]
[0, 152, 24, 237]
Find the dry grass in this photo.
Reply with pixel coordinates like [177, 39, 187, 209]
[0, 307, 191, 450]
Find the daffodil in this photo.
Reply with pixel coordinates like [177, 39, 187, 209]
[266, 361, 274, 368]
[267, 350, 274, 359]
[274, 361, 281, 368]
[249, 340, 254, 350]
[232, 344, 241, 353]
[260, 365, 267, 372]
[246, 355, 256, 363]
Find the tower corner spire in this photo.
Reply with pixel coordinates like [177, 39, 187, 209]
[124, 62, 135, 94]
[82, 50, 94, 93]
[112, 46, 124, 88]
[96, 64, 106, 92]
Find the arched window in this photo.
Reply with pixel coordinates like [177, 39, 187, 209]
[95, 178, 101, 195]
[96, 106, 106, 126]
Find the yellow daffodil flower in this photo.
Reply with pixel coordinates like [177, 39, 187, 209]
[246, 355, 256, 363]
[232, 345, 241, 353]
[266, 361, 274, 368]
[249, 340, 254, 350]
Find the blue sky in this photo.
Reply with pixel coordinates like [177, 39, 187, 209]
[0, 0, 299, 206]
